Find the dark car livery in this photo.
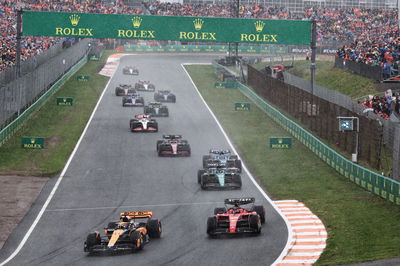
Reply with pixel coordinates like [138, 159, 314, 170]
[156, 135, 191, 156]
[84, 211, 161, 253]
[135, 80, 156, 92]
[144, 102, 169, 117]
[122, 93, 145, 107]
[130, 114, 158, 132]
[202, 149, 242, 173]
[207, 198, 265, 237]
[115, 84, 136, 96]
[197, 165, 241, 189]
[154, 90, 176, 103]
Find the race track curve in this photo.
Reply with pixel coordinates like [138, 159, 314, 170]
[0, 54, 288, 266]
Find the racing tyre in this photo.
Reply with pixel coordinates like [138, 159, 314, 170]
[156, 140, 163, 152]
[86, 232, 101, 250]
[230, 155, 238, 160]
[160, 107, 169, 117]
[235, 160, 242, 173]
[147, 219, 162, 238]
[213, 207, 226, 215]
[107, 222, 117, 229]
[207, 217, 217, 236]
[202, 155, 211, 168]
[249, 215, 261, 234]
[130, 231, 144, 251]
[197, 169, 205, 184]
[200, 176, 208, 190]
[232, 174, 242, 188]
[253, 205, 266, 224]
[170, 95, 176, 103]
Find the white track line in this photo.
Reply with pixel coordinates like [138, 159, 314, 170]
[46, 201, 223, 212]
[0, 59, 119, 266]
[181, 63, 293, 266]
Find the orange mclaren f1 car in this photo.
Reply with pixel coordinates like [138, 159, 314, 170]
[84, 211, 161, 253]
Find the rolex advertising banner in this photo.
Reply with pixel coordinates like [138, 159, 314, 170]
[22, 11, 311, 45]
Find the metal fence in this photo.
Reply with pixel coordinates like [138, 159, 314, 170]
[0, 41, 64, 85]
[0, 39, 90, 128]
[334, 56, 383, 81]
[248, 65, 384, 168]
[283, 71, 400, 150]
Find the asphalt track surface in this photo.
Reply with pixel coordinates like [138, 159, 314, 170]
[0, 54, 287, 266]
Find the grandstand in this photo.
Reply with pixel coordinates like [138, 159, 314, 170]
[136, 0, 397, 13]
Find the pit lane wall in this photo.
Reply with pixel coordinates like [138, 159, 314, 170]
[0, 56, 88, 147]
[212, 61, 400, 205]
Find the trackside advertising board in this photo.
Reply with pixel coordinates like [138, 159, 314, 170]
[269, 137, 292, 149]
[22, 137, 44, 149]
[22, 11, 311, 45]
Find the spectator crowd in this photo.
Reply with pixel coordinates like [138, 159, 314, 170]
[0, 0, 142, 71]
[359, 90, 400, 119]
[0, 0, 399, 74]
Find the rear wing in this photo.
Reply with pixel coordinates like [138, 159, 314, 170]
[224, 198, 255, 205]
[163, 135, 182, 140]
[120, 211, 153, 219]
[149, 102, 162, 106]
[209, 149, 230, 154]
[135, 114, 151, 119]
[158, 90, 170, 93]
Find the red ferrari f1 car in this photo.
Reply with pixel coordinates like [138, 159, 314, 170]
[207, 198, 265, 237]
[156, 135, 191, 156]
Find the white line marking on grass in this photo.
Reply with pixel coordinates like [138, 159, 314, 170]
[0, 57, 121, 266]
[181, 63, 293, 266]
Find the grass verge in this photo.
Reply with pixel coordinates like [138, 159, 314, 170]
[0, 51, 112, 176]
[252, 60, 378, 99]
[185, 64, 400, 265]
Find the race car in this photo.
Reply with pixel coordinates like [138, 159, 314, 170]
[157, 135, 191, 156]
[135, 80, 156, 92]
[123, 66, 139, 75]
[115, 84, 136, 96]
[144, 102, 169, 117]
[207, 198, 265, 237]
[202, 149, 242, 173]
[130, 114, 158, 132]
[154, 90, 176, 103]
[197, 165, 241, 189]
[84, 211, 161, 253]
[122, 93, 145, 107]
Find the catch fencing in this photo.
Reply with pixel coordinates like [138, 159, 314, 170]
[0, 39, 90, 128]
[334, 57, 383, 81]
[283, 71, 400, 151]
[248, 65, 383, 168]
